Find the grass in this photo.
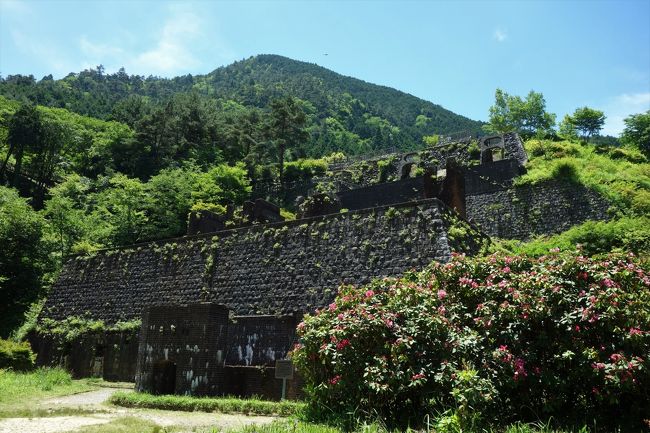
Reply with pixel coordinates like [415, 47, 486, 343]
[495, 215, 650, 258]
[0, 367, 95, 416]
[68, 416, 165, 433]
[517, 139, 650, 215]
[109, 390, 304, 416]
[224, 419, 594, 433]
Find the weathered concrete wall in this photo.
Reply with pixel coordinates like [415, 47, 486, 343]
[29, 331, 138, 381]
[42, 199, 485, 324]
[466, 180, 610, 239]
[135, 304, 302, 399]
[225, 316, 298, 366]
[136, 304, 230, 395]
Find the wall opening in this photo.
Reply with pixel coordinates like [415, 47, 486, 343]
[400, 162, 416, 179]
[152, 360, 176, 395]
[481, 146, 505, 164]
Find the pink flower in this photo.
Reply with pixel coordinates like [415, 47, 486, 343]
[411, 373, 426, 381]
[365, 290, 375, 298]
[629, 327, 642, 335]
[437, 289, 447, 300]
[337, 313, 344, 320]
[601, 278, 615, 288]
[592, 362, 606, 370]
[328, 302, 337, 312]
[297, 322, 306, 331]
[574, 325, 581, 332]
[610, 353, 623, 363]
[336, 339, 350, 350]
[502, 266, 511, 274]
[329, 375, 341, 385]
[513, 358, 527, 380]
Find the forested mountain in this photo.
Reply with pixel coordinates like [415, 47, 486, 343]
[0, 55, 483, 157]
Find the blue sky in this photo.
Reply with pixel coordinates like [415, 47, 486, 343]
[1, 0, 649, 135]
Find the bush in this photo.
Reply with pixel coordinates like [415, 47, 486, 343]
[283, 159, 329, 183]
[292, 252, 650, 429]
[499, 216, 650, 258]
[0, 338, 35, 371]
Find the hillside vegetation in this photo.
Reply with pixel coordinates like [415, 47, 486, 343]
[0, 55, 483, 158]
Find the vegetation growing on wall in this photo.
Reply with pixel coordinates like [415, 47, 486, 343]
[517, 138, 650, 215]
[0, 338, 35, 371]
[36, 317, 141, 344]
[497, 216, 650, 259]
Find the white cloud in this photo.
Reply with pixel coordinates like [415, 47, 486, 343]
[78, 10, 209, 76]
[131, 12, 202, 74]
[600, 92, 650, 136]
[494, 28, 507, 43]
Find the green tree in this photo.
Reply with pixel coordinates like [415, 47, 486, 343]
[143, 166, 198, 240]
[621, 110, 650, 155]
[191, 163, 251, 206]
[42, 174, 91, 256]
[268, 96, 309, 180]
[484, 89, 556, 138]
[95, 174, 148, 246]
[1, 104, 42, 187]
[0, 186, 54, 337]
[558, 114, 578, 140]
[571, 107, 605, 141]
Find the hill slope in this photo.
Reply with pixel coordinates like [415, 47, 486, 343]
[0, 55, 482, 156]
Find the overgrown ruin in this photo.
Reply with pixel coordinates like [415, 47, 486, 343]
[32, 133, 611, 399]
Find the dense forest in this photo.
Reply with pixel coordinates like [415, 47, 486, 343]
[0, 55, 483, 158]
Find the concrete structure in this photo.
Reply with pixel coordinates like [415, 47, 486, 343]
[33, 132, 611, 399]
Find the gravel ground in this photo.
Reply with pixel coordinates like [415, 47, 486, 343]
[0, 387, 277, 433]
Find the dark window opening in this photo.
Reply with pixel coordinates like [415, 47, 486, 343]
[480, 146, 505, 164]
[152, 360, 177, 395]
[400, 163, 416, 179]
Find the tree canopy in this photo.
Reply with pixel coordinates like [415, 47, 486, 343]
[571, 107, 606, 140]
[484, 89, 556, 138]
[621, 110, 650, 156]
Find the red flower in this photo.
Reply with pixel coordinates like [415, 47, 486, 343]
[336, 339, 350, 350]
[629, 327, 643, 335]
[601, 278, 615, 288]
[411, 373, 425, 381]
[329, 375, 341, 385]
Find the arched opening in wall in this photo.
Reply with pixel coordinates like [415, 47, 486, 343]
[152, 360, 176, 395]
[400, 162, 416, 179]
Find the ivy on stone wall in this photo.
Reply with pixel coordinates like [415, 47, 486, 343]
[37, 316, 141, 343]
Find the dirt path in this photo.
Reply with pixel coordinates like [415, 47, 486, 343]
[0, 387, 277, 433]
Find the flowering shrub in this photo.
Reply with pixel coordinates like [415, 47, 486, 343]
[291, 252, 650, 427]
